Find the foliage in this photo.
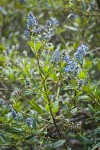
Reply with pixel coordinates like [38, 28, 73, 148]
[0, 0, 100, 150]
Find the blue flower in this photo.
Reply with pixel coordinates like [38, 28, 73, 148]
[64, 61, 77, 73]
[24, 30, 30, 37]
[50, 17, 59, 26]
[25, 77, 31, 88]
[78, 79, 83, 89]
[74, 44, 88, 61]
[42, 20, 53, 41]
[46, 20, 51, 27]
[37, 28, 41, 33]
[26, 118, 32, 125]
[25, 13, 53, 41]
[64, 54, 71, 63]
[11, 110, 17, 118]
[27, 12, 38, 29]
[0, 98, 5, 105]
[51, 50, 60, 63]
[26, 118, 33, 128]
[7, 104, 13, 110]
[64, 65, 71, 73]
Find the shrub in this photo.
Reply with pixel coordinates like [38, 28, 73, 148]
[0, 1, 100, 150]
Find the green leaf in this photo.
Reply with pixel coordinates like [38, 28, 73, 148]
[74, 134, 91, 144]
[50, 139, 66, 149]
[28, 41, 34, 48]
[97, 60, 100, 71]
[27, 41, 41, 52]
[35, 42, 41, 51]
[52, 101, 59, 114]
[79, 71, 86, 79]
[43, 65, 49, 72]
[0, 7, 7, 15]
[84, 60, 92, 73]
[0, 54, 6, 64]
[24, 89, 35, 96]
[45, 104, 50, 112]
[6, 127, 23, 135]
[30, 101, 43, 113]
[88, 104, 95, 113]
[50, 72, 57, 80]
[94, 128, 100, 134]
[82, 86, 90, 93]
[95, 111, 100, 117]
[71, 107, 77, 114]
[84, 64, 92, 73]
[78, 95, 90, 101]
[25, 134, 34, 140]
[63, 84, 74, 90]
[0, 44, 6, 51]
[92, 143, 100, 150]
[27, 41, 35, 53]
[64, 25, 78, 31]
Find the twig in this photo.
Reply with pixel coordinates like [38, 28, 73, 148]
[36, 55, 67, 148]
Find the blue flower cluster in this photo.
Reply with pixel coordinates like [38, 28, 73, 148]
[27, 12, 38, 29]
[78, 79, 84, 89]
[25, 12, 53, 41]
[64, 60, 78, 73]
[0, 98, 17, 119]
[11, 109, 17, 118]
[25, 77, 31, 88]
[51, 44, 88, 75]
[6, 104, 18, 119]
[51, 50, 60, 63]
[42, 20, 53, 41]
[26, 117, 33, 128]
[74, 44, 88, 61]
[0, 98, 33, 128]
[25, 118, 33, 129]
[50, 17, 59, 27]
[63, 51, 71, 63]
[24, 12, 40, 37]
